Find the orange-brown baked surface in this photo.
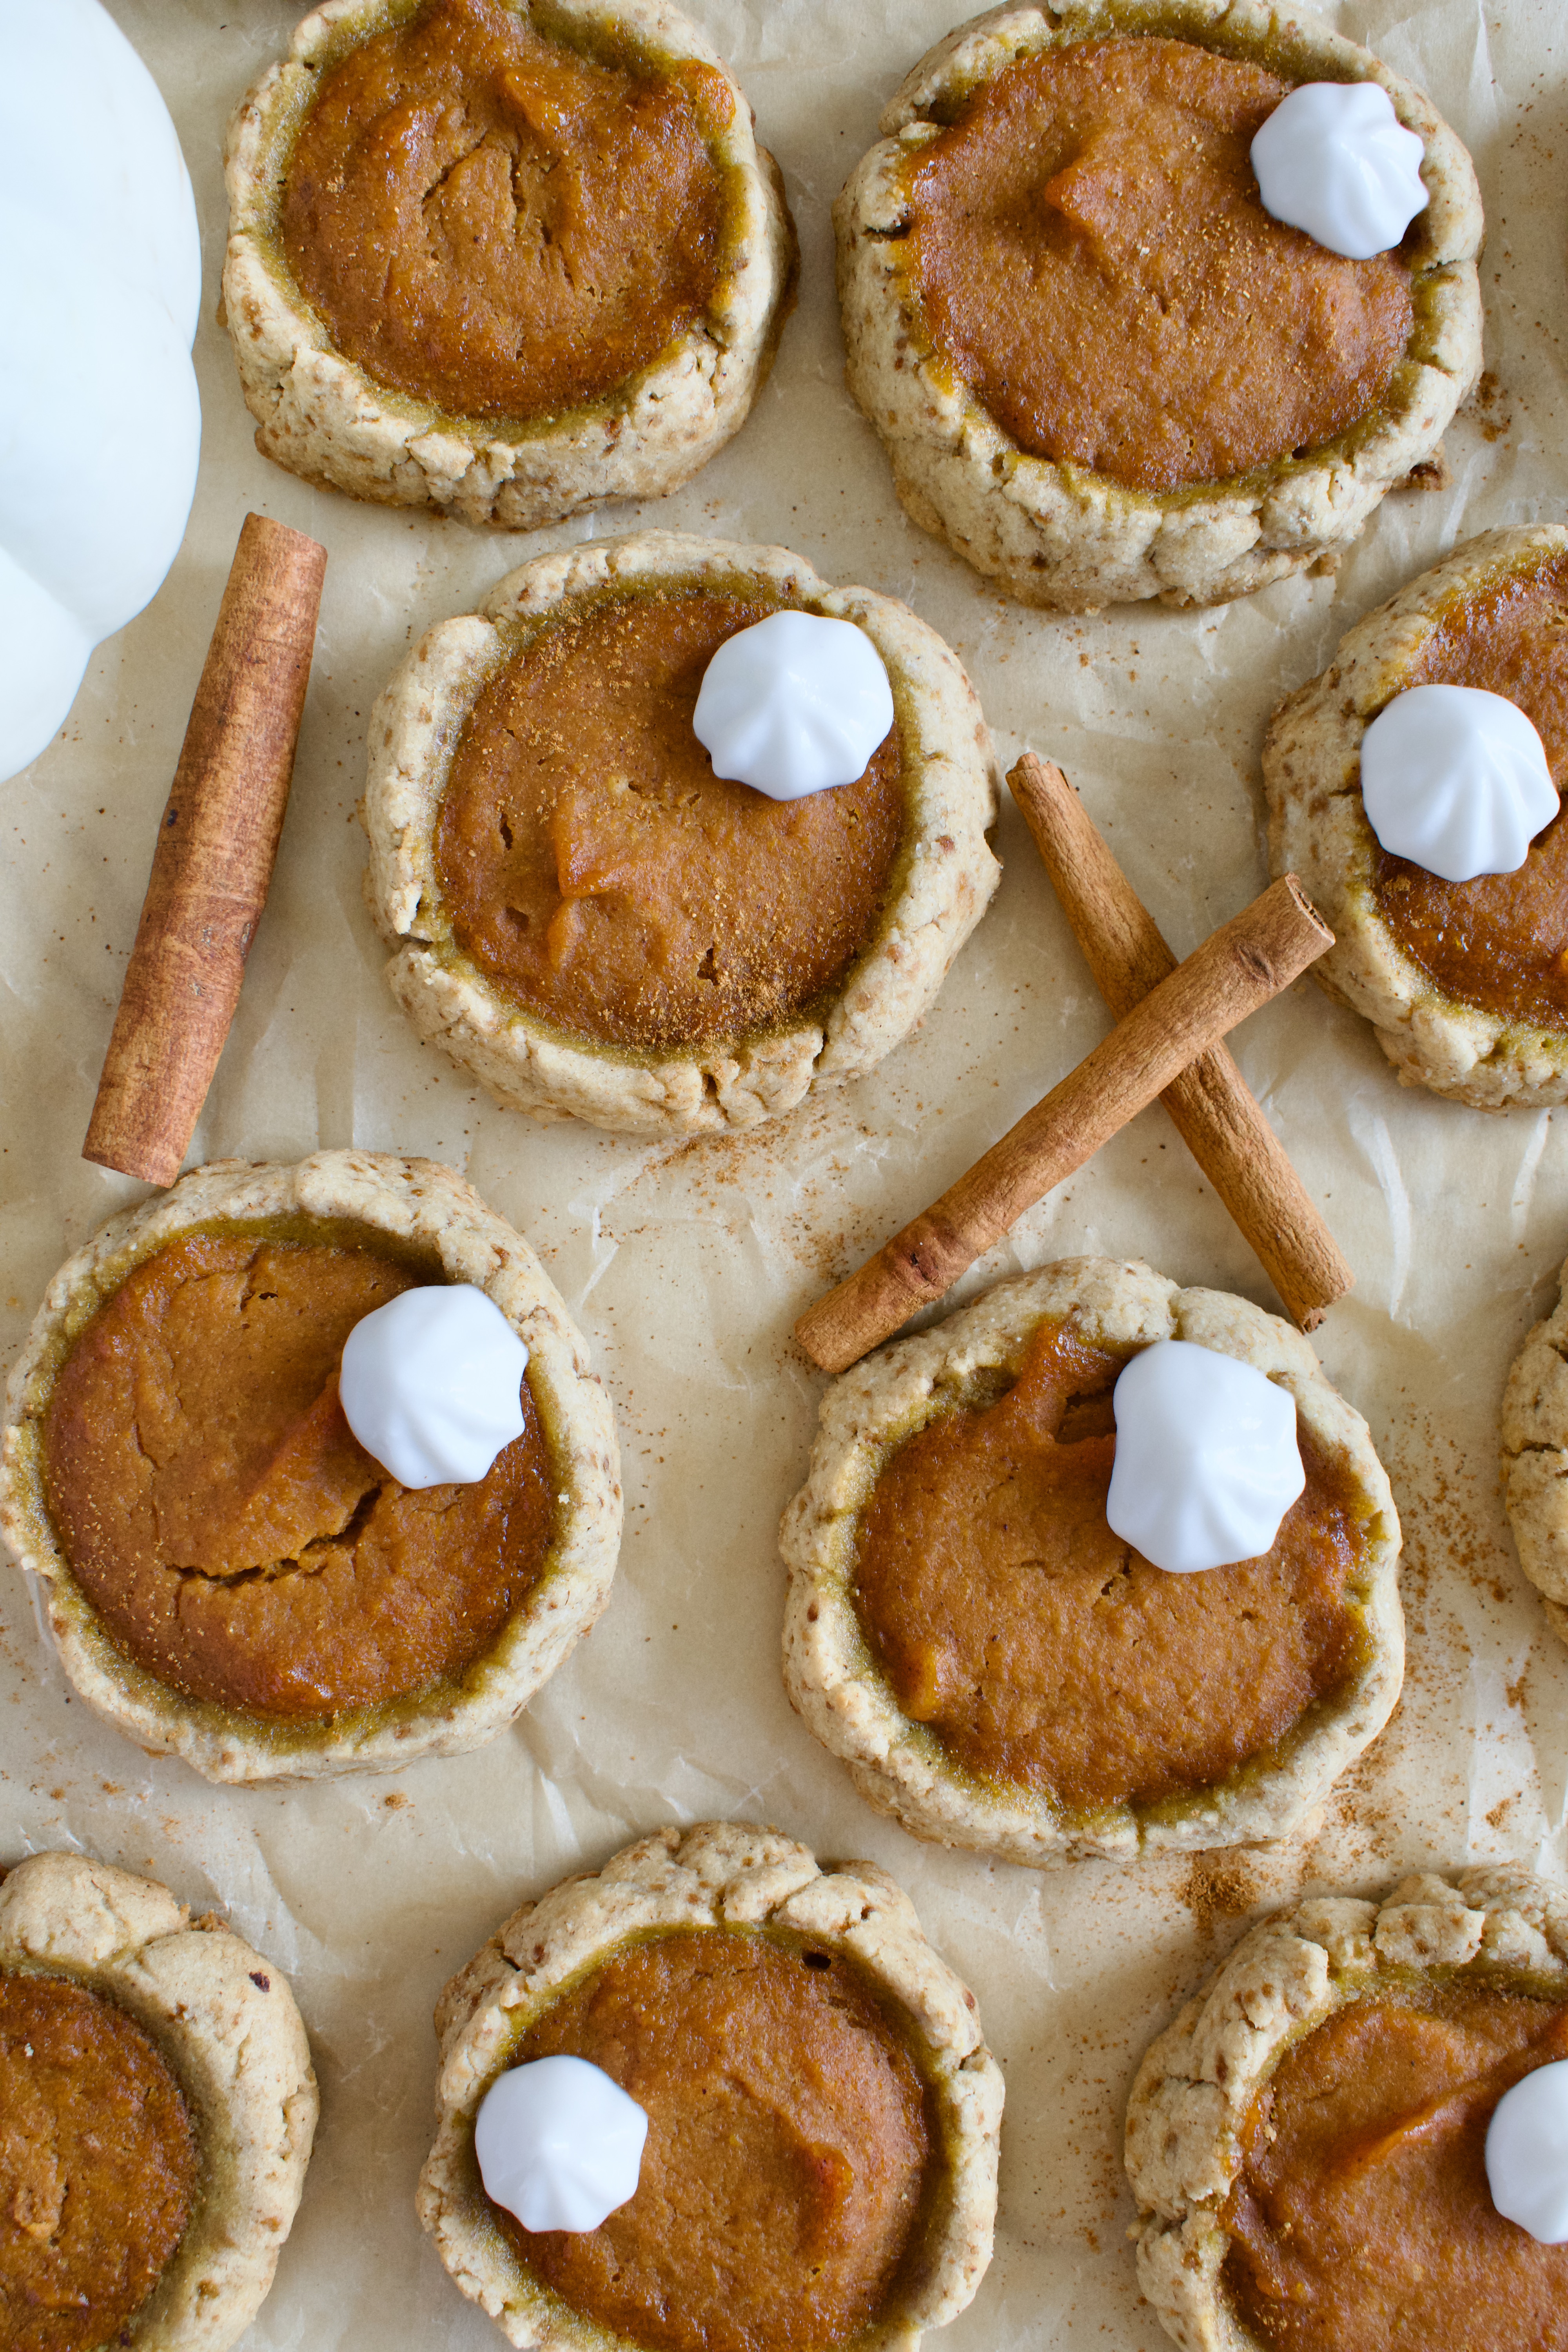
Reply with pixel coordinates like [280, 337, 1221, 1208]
[1223, 1978, 1568, 2352]
[436, 586, 905, 1051]
[900, 38, 1414, 493]
[1372, 553, 1568, 1028]
[852, 1318, 1371, 1813]
[42, 1234, 554, 1720]
[501, 1928, 936, 2352]
[0, 1972, 197, 2352]
[279, 0, 731, 421]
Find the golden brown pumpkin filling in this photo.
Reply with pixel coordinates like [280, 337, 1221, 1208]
[435, 587, 906, 1051]
[899, 38, 1415, 493]
[1372, 554, 1568, 1028]
[501, 1929, 935, 2352]
[1223, 1979, 1568, 2352]
[851, 1318, 1369, 1814]
[0, 1972, 197, 2352]
[279, 0, 729, 421]
[41, 1234, 554, 1720]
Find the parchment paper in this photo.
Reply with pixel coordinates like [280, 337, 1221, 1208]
[5, 2, 1568, 2343]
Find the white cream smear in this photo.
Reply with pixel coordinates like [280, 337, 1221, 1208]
[1360, 683, 1559, 883]
[1104, 1339, 1305, 1575]
[475, 2056, 649, 2234]
[692, 610, 895, 800]
[338, 1283, 528, 1489]
[1485, 2060, 1568, 2243]
[1251, 81, 1427, 260]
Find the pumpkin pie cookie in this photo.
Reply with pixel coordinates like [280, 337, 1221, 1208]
[836, 0, 1482, 610]
[782, 1258, 1401, 1866]
[0, 1848, 316, 2352]
[1126, 1864, 1568, 2352]
[0, 1151, 621, 1783]
[222, 0, 796, 527]
[1268, 524, 1568, 1107]
[418, 1819, 1003, 2352]
[361, 529, 1001, 1136]
[1501, 1244, 1568, 1646]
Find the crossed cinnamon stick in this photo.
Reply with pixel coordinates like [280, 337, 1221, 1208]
[793, 754, 1352, 1375]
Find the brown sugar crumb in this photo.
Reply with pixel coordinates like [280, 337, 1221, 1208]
[504, 1930, 936, 2352]
[851, 1318, 1372, 1815]
[42, 1234, 555, 1721]
[1372, 553, 1568, 1029]
[901, 39, 1414, 492]
[279, 0, 729, 422]
[1224, 1980, 1568, 2352]
[436, 587, 905, 1052]
[0, 1973, 196, 2352]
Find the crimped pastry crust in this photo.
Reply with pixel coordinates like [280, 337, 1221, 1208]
[1267, 524, 1568, 1107]
[1501, 1245, 1568, 1648]
[417, 1818, 1004, 2351]
[0, 1151, 621, 1783]
[0, 1849, 317, 2352]
[835, 0, 1483, 612]
[781, 1258, 1402, 1866]
[221, 0, 796, 527]
[1124, 1864, 1568, 2352]
[361, 530, 1002, 1136]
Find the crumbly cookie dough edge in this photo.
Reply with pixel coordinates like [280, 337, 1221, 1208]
[417, 1819, 1003, 2352]
[780, 1257, 1401, 1867]
[1267, 523, 1568, 1107]
[221, 0, 796, 526]
[0, 1849, 317, 2352]
[1501, 1242, 1568, 1636]
[834, 0, 1483, 612]
[1124, 1865, 1568, 2352]
[0, 1151, 622, 1784]
[361, 528, 1000, 1137]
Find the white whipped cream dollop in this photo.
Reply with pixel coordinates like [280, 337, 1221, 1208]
[338, 1283, 528, 1489]
[475, 2056, 648, 2234]
[1105, 1339, 1305, 1575]
[1251, 81, 1428, 260]
[1486, 2060, 1568, 2243]
[692, 610, 895, 801]
[1360, 683, 1558, 883]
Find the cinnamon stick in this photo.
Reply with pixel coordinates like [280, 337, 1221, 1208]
[83, 514, 327, 1186]
[1007, 753, 1353, 1330]
[793, 875, 1333, 1374]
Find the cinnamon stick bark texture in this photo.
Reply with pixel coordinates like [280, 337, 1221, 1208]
[83, 514, 327, 1186]
[1008, 753, 1353, 1331]
[793, 874, 1333, 1374]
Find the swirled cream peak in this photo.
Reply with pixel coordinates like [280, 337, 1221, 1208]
[338, 1283, 528, 1488]
[1251, 81, 1427, 260]
[1361, 682, 1558, 882]
[475, 2055, 648, 2234]
[693, 610, 894, 800]
[1105, 1339, 1305, 1575]
[1486, 2059, 1568, 2242]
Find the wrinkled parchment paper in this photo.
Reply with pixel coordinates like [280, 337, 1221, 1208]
[5, 1, 1568, 2342]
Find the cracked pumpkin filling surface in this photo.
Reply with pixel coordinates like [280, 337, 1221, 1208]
[898, 38, 1415, 494]
[851, 1319, 1372, 1815]
[1222, 1977, 1568, 2352]
[434, 586, 906, 1052]
[493, 1928, 936, 2352]
[278, 0, 731, 424]
[0, 1972, 197, 2352]
[39, 1234, 555, 1720]
[1370, 553, 1568, 1029]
